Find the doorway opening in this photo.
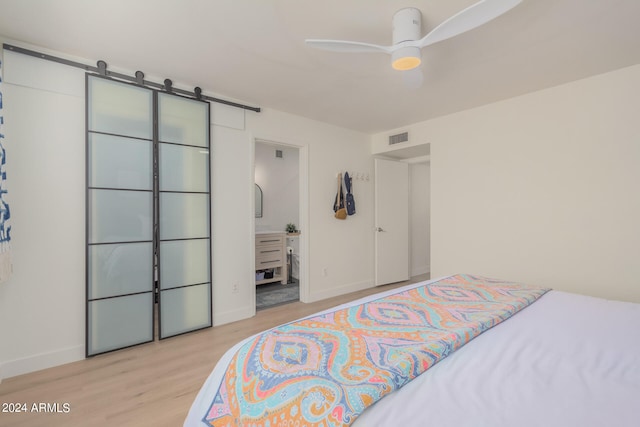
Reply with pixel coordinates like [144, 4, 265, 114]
[408, 158, 430, 279]
[373, 143, 430, 287]
[254, 140, 301, 310]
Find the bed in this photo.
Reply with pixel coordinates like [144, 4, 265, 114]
[184, 274, 640, 426]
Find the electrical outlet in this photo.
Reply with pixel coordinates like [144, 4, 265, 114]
[232, 282, 240, 294]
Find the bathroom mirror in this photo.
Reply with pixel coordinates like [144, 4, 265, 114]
[255, 184, 263, 218]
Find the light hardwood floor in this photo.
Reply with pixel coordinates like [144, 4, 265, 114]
[0, 274, 429, 427]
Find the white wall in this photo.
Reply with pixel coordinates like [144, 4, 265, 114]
[0, 50, 87, 379]
[247, 108, 375, 302]
[254, 142, 299, 232]
[12, 42, 637, 382]
[389, 64, 640, 303]
[0, 43, 375, 379]
[210, 122, 256, 326]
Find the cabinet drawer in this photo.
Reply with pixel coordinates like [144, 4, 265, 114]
[256, 235, 284, 246]
[256, 246, 284, 265]
[256, 257, 284, 269]
[255, 244, 283, 258]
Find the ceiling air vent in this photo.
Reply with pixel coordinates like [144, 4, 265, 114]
[389, 132, 408, 145]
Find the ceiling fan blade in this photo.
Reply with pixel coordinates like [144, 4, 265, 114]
[305, 39, 392, 54]
[417, 0, 522, 48]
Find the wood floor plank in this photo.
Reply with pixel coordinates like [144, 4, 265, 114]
[0, 275, 428, 427]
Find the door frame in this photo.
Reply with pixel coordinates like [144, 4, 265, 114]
[252, 138, 309, 304]
[406, 156, 431, 278]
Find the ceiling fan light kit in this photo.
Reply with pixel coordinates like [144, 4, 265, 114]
[305, 0, 523, 82]
[391, 8, 422, 70]
[392, 46, 421, 71]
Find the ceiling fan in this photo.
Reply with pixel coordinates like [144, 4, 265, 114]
[305, 0, 523, 86]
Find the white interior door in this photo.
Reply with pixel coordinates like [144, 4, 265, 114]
[375, 158, 409, 286]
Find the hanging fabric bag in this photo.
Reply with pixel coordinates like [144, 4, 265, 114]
[334, 173, 347, 219]
[345, 171, 356, 215]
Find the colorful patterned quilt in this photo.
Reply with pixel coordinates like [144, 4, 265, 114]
[203, 274, 549, 426]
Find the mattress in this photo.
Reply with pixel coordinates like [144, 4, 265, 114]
[185, 276, 640, 427]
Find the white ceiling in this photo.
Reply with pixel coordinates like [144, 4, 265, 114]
[1, 0, 639, 134]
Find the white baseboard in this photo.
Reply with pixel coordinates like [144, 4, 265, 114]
[307, 279, 374, 303]
[213, 305, 255, 327]
[0, 345, 84, 380]
[1, 306, 255, 381]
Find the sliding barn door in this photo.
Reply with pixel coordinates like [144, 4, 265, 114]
[86, 75, 212, 355]
[157, 93, 211, 339]
[86, 76, 155, 356]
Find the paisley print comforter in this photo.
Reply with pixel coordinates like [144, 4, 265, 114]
[202, 274, 549, 426]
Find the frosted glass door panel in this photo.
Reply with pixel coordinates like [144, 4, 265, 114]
[88, 189, 153, 243]
[89, 133, 152, 190]
[88, 293, 153, 355]
[159, 239, 210, 290]
[159, 144, 209, 192]
[158, 93, 208, 147]
[88, 77, 152, 139]
[159, 193, 209, 240]
[157, 92, 211, 340]
[88, 242, 153, 299]
[160, 284, 211, 338]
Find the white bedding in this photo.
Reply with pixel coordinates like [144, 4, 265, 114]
[186, 278, 640, 427]
[355, 289, 640, 426]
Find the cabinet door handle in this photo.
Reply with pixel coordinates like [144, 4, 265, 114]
[260, 260, 281, 264]
[260, 249, 280, 254]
